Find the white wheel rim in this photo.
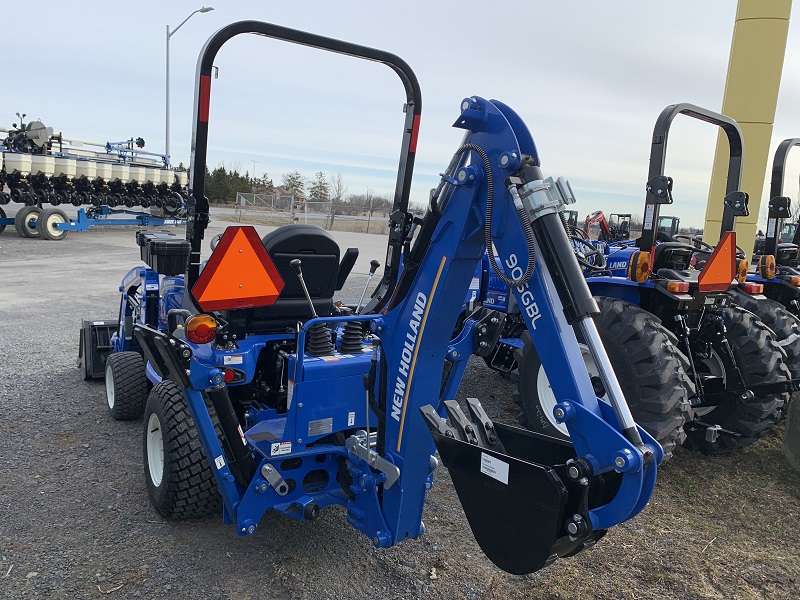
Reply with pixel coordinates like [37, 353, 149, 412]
[26, 209, 41, 235]
[46, 212, 66, 238]
[105, 363, 115, 410]
[535, 344, 600, 437]
[146, 413, 165, 487]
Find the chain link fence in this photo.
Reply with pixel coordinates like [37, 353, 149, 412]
[233, 192, 390, 234]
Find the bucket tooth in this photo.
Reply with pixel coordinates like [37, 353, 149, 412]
[442, 400, 479, 445]
[465, 397, 506, 453]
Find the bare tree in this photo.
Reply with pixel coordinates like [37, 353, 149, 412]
[329, 172, 348, 205]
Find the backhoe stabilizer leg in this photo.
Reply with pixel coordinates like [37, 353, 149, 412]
[420, 400, 656, 574]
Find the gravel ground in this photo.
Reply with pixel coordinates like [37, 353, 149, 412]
[1, 221, 799, 599]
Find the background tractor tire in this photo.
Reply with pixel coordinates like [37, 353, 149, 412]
[727, 288, 800, 383]
[514, 296, 694, 461]
[0, 206, 6, 235]
[143, 380, 222, 519]
[684, 306, 789, 454]
[105, 351, 149, 420]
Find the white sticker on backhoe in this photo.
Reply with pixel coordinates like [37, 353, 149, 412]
[214, 455, 226, 470]
[224, 355, 243, 365]
[348, 411, 356, 427]
[480, 452, 509, 485]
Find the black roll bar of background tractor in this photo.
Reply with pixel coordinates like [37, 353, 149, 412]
[765, 138, 800, 255]
[185, 21, 422, 313]
[639, 103, 746, 253]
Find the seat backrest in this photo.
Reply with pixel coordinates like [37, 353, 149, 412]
[261, 224, 340, 300]
[653, 242, 694, 272]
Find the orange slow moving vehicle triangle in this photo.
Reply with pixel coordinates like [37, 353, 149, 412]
[698, 230, 737, 292]
[192, 226, 284, 311]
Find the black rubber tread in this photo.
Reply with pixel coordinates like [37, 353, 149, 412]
[684, 306, 789, 454]
[105, 352, 149, 421]
[513, 296, 694, 461]
[14, 206, 40, 238]
[143, 380, 222, 519]
[727, 288, 800, 381]
[0, 206, 6, 235]
[36, 207, 69, 241]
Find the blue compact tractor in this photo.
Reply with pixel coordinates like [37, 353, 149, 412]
[81, 21, 663, 575]
[476, 104, 792, 456]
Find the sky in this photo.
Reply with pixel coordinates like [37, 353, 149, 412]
[5, 1, 800, 229]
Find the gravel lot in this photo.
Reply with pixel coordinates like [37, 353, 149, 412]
[1, 215, 799, 599]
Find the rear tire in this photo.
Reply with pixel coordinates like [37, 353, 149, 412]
[514, 296, 694, 461]
[143, 381, 222, 519]
[727, 288, 800, 383]
[105, 352, 149, 420]
[36, 207, 69, 241]
[684, 306, 789, 454]
[0, 206, 6, 235]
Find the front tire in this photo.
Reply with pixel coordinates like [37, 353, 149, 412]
[105, 352, 149, 420]
[514, 296, 694, 461]
[143, 381, 222, 519]
[684, 306, 789, 454]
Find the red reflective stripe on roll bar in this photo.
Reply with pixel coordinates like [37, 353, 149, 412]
[409, 114, 421, 153]
[199, 75, 212, 122]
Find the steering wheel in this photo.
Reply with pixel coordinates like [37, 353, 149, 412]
[570, 237, 607, 270]
[673, 234, 746, 259]
[673, 234, 713, 252]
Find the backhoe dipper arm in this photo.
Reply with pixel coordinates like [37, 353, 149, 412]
[640, 103, 746, 254]
[184, 20, 421, 309]
[376, 97, 660, 573]
[767, 138, 800, 254]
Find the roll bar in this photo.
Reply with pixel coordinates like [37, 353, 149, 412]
[184, 20, 422, 311]
[639, 103, 746, 252]
[765, 138, 800, 255]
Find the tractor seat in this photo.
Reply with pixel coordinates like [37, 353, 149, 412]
[776, 243, 800, 267]
[652, 242, 694, 272]
[224, 224, 358, 333]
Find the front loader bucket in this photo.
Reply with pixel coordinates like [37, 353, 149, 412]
[422, 401, 608, 574]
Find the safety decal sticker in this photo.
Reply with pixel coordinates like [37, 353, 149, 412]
[214, 455, 226, 470]
[270, 441, 292, 456]
[348, 411, 355, 427]
[224, 354, 244, 365]
[480, 452, 509, 485]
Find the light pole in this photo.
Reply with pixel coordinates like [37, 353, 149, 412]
[165, 6, 214, 165]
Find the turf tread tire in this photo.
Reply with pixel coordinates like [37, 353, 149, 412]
[105, 352, 148, 421]
[143, 380, 222, 519]
[513, 296, 694, 461]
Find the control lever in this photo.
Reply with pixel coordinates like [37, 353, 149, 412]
[290, 258, 334, 356]
[356, 259, 380, 314]
[290, 258, 318, 318]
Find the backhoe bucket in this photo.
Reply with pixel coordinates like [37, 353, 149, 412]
[421, 400, 609, 574]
